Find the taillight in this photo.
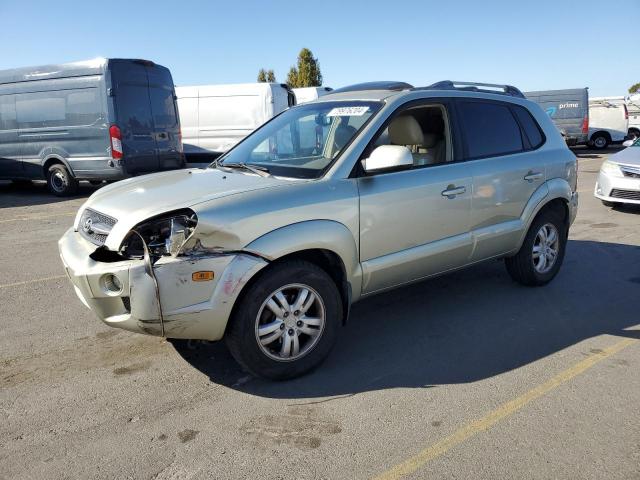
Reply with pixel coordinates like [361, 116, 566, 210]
[624, 104, 629, 120]
[581, 115, 589, 134]
[109, 125, 123, 160]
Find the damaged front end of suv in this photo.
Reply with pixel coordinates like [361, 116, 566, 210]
[59, 204, 269, 340]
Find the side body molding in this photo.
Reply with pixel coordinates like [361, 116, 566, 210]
[245, 220, 362, 302]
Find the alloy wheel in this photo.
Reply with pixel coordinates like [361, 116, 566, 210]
[254, 284, 326, 362]
[532, 223, 560, 274]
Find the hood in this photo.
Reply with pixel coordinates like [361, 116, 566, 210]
[76, 168, 295, 250]
[610, 146, 640, 167]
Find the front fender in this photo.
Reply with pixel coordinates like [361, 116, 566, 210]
[245, 220, 362, 301]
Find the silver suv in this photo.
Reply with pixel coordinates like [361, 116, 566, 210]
[59, 81, 578, 379]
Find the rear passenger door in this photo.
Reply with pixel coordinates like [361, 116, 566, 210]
[456, 100, 547, 261]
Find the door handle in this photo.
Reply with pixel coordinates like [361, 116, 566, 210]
[158, 132, 168, 139]
[441, 185, 466, 199]
[524, 171, 543, 182]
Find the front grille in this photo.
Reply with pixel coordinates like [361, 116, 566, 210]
[621, 165, 640, 178]
[78, 208, 117, 246]
[610, 189, 640, 201]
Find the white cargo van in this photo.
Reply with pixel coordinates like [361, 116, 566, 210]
[588, 97, 629, 149]
[176, 83, 295, 161]
[292, 86, 333, 104]
[626, 94, 640, 139]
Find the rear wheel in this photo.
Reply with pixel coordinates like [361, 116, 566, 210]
[46, 163, 78, 196]
[225, 260, 341, 380]
[591, 133, 610, 150]
[505, 207, 567, 286]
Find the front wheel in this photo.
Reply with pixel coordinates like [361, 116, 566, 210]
[505, 208, 567, 286]
[225, 260, 342, 380]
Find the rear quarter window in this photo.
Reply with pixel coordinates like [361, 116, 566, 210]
[512, 105, 544, 149]
[458, 101, 523, 159]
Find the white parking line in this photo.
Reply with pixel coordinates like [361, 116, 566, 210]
[0, 212, 75, 224]
[0, 275, 66, 289]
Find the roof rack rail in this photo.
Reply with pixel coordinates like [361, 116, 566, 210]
[415, 80, 525, 99]
[330, 81, 413, 94]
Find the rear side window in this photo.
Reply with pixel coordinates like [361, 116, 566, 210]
[512, 105, 544, 149]
[15, 88, 101, 128]
[458, 101, 523, 159]
[0, 95, 17, 130]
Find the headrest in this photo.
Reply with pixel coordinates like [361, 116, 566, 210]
[422, 133, 442, 148]
[335, 125, 357, 147]
[388, 115, 424, 146]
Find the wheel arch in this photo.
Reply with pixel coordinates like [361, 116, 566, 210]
[43, 155, 75, 178]
[238, 220, 361, 325]
[516, 178, 572, 250]
[590, 130, 612, 142]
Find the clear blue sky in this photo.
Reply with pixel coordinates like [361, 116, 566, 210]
[1, 0, 636, 96]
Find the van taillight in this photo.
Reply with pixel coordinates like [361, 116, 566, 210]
[624, 104, 629, 120]
[581, 115, 589, 134]
[109, 125, 123, 160]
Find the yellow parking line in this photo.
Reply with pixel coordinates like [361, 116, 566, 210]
[0, 274, 67, 289]
[0, 212, 76, 224]
[373, 337, 637, 480]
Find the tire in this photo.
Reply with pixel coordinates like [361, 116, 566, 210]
[591, 133, 609, 150]
[46, 163, 78, 196]
[225, 260, 342, 380]
[505, 207, 567, 286]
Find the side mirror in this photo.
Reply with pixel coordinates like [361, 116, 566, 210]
[622, 139, 634, 147]
[363, 145, 413, 173]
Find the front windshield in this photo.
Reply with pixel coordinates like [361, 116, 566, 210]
[214, 101, 382, 178]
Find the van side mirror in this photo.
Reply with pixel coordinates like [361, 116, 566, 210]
[363, 145, 413, 173]
[622, 139, 634, 147]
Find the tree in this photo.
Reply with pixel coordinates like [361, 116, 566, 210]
[629, 83, 640, 94]
[286, 48, 322, 88]
[257, 69, 276, 83]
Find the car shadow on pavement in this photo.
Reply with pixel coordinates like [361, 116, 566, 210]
[0, 180, 100, 208]
[171, 239, 640, 398]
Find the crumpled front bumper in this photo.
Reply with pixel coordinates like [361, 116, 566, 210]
[58, 228, 268, 340]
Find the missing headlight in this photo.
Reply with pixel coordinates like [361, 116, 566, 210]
[120, 209, 198, 259]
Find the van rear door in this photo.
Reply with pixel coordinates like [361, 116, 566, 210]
[111, 60, 159, 174]
[148, 67, 182, 170]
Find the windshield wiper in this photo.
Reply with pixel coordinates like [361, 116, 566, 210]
[219, 162, 271, 177]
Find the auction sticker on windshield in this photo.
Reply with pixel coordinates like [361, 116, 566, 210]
[327, 106, 369, 117]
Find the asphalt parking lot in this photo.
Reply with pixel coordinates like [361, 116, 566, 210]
[1, 150, 639, 480]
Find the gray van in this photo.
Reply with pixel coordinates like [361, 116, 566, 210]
[524, 88, 589, 146]
[0, 58, 184, 195]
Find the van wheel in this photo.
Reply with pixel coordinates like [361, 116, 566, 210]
[225, 260, 341, 380]
[46, 164, 78, 196]
[591, 133, 609, 150]
[505, 208, 567, 286]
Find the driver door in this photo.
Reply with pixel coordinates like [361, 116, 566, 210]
[358, 100, 473, 294]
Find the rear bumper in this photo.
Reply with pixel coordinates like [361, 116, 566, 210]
[58, 228, 268, 340]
